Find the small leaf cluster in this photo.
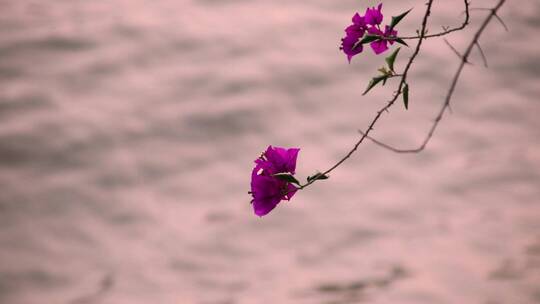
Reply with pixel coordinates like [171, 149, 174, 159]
[272, 171, 330, 187]
[362, 47, 401, 95]
[362, 45, 411, 110]
[360, 9, 412, 110]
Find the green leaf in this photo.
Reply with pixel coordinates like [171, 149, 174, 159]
[390, 9, 412, 30]
[394, 38, 409, 47]
[273, 173, 300, 185]
[307, 172, 329, 182]
[385, 47, 401, 72]
[403, 83, 409, 110]
[352, 35, 386, 51]
[352, 40, 362, 51]
[362, 75, 387, 95]
[359, 35, 380, 44]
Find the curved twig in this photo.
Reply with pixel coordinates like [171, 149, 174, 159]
[361, 0, 507, 154]
[395, 0, 470, 40]
[475, 41, 488, 67]
[297, 0, 436, 190]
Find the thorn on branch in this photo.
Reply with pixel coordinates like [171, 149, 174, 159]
[444, 38, 471, 64]
[493, 13, 509, 31]
[475, 41, 488, 67]
[469, 8, 508, 31]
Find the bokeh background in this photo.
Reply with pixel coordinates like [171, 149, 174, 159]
[0, 0, 539, 303]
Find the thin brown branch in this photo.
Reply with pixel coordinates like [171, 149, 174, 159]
[469, 8, 508, 31]
[398, 0, 470, 40]
[362, 0, 507, 154]
[358, 130, 423, 153]
[368, 0, 470, 43]
[297, 0, 436, 190]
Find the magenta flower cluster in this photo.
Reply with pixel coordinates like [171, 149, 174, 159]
[340, 3, 398, 62]
[250, 146, 300, 216]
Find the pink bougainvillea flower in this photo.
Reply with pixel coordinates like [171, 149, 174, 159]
[250, 146, 300, 216]
[340, 12, 369, 63]
[345, 13, 368, 36]
[368, 25, 398, 55]
[364, 3, 384, 26]
[340, 3, 404, 59]
[340, 33, 364, 63]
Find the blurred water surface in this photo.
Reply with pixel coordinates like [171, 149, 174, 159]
[0, 0, 539, 303]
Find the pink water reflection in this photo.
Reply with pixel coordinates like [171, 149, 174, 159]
[0, 0, 539, 303]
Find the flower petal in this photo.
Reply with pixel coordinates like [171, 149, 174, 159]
[283, 183, 298, 201]
[365, 3, 383, 25]
[284, 148, 300, 174]
[253, 195, 281, 216]
[250, 175, 284, 216]
[352, 12, 364, 25]
[341, 34, 363, 62]
[370, 39, 388, 54]
[345, 23, 366, 37]
[384, 25, 398, 45]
